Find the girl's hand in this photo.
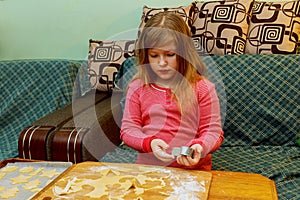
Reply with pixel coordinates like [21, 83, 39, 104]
[176, 144, 203, 166]
[151, 139, 175, 162]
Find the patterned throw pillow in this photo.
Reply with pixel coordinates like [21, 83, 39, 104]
[245, 0, 300, 54]
[138, 5, 195, 32]
[191, 0, 254, 55]
[88, 39, 135, 91]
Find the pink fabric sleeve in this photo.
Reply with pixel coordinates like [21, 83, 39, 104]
[120, 80, 155, 153]
[189, 80, 224, 157]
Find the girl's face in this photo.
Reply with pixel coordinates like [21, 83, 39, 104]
[147, 42, 179, 87]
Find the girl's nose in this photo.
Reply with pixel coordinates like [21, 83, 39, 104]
[159, 56, 167, 66]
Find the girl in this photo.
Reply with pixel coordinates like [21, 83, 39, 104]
[120, 12, 224, 170]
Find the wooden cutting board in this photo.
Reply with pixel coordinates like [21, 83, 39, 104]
[32, 161, 212, 200]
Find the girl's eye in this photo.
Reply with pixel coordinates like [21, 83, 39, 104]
[167, 53, 176, 57]
[149, 52, 175, 58]
[149, 54, 158, 58]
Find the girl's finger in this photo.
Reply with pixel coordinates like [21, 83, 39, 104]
[156, 150, 174, 162]
[177, 155, 189, 166]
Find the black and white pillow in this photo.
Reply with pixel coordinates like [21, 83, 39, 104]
[245, 0, 300, 54]
[87, 39, 135, 91]
[139, 5, 195, 32]
[191, 0, 254, 55]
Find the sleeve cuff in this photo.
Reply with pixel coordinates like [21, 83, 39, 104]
[142, 136, 158, 153]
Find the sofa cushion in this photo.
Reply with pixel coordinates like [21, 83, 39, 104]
[114, 56, 137, 90]
[191, 0, 254, 55]
[245, 0, 300, 54]
[203, 54, 300, 146]
[114, 56, 138, 110]
[87, 39, 135, 91]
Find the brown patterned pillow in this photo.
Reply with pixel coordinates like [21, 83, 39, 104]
[245, 0, 300, 54]
[191, 0, 254, 55]
[88, 39, 135, 91]
[138, 5, 195, 31]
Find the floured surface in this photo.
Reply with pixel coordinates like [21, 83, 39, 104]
[0, 161, 72, 200]
[32, 162, 212, 200]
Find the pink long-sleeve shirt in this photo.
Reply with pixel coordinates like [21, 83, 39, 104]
[120, 78, 224, 170]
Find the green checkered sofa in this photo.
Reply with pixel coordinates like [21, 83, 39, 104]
[0, 59, 88, 161]
[1, 55, 298, 199]
[100, 54, 300, 200]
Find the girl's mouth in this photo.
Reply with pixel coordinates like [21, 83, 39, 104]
[158, 70, 170, 74]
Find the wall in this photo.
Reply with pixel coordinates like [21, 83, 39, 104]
[0, 0, 193, 60]
[0, 0, 287, 61]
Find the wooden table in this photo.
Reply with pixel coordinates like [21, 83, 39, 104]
[209, 171, 278, 200]
[1, 159, 278, 199]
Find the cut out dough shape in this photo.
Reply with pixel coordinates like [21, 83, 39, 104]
[29, 168, 44, 176]
[0, 186, 5, 191]
[19, 166, 35, 173]
[40, 169, 59, 178]
[0, 187, 19, 199]
[0, 172, 5, 180]
[10, 174, 32, 184]
[1, 166, 18, 173]
[22, 179, 42, 190]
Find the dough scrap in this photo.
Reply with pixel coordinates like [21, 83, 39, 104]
[53, 167, 170, 199]
[92, 166, 131, 176]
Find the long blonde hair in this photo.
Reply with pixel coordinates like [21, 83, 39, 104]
[134, 11, 207, 113]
